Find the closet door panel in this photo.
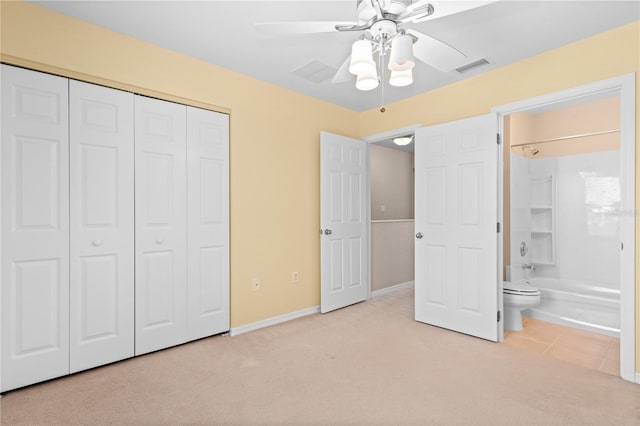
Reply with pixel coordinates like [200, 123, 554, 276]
[186, 107, 229, 340]
[1, 65, 70, 392]
[135, 96, 187, 355]
[69, 80, 134, 373]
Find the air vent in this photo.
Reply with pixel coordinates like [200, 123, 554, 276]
[455, 58, 490, 74]
[291, 60, 337, 83]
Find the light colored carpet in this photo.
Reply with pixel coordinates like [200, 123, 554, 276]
[1, 287, 639, 425]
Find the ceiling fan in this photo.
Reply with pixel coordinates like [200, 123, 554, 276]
[255, 0, 491, 89]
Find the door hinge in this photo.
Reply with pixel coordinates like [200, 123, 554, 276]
[496, 133, 501, 145]
[497, 222, 501, 233]
[621, 242, 624, 250]
[497, 311, 501, 322]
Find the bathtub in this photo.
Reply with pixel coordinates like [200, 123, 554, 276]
[521, 278, 620, 338]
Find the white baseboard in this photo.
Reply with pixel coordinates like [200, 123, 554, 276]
[229, 305, 320, 336]
[230, 282, 414, 336]
[371, 281, 414, 298]
[635, 372, 640, 384]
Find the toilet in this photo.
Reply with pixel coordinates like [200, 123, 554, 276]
[503, 281, 541, 331]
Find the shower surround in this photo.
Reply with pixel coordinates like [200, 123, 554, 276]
[510, 150, 620, 336]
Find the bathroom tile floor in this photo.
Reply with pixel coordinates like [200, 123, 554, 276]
[503, 316, 620, 376]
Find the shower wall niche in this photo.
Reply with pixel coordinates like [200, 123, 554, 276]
[530, 173, 555, 264]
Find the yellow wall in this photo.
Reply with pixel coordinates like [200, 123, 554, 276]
[0, 1, 360, 327]
[2, 1, 640, 370]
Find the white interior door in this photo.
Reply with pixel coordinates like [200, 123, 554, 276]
[414, 113, 499, 341]
[135, 96, 188, 355]
[320, 131, 369, 313]
[186, 106, 230, 340]
[69, 80, 134, 372]
[1, 65, 70, 391]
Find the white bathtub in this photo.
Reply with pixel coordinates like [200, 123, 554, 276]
[521, 278, 620, 337]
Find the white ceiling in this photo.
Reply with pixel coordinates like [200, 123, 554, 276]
[30, 1, 639, 112]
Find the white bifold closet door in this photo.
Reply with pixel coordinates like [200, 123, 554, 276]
[134, 96, 188, 355]
[186, 107, 230, 340]
[1, 65, 70, 391]
[68, 80, 135, 372]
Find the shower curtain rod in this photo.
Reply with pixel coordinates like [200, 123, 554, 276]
[510, 129, 620, 148]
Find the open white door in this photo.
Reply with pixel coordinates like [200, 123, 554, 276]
[320, 131, 369, 313]
[414, 114, 499, 341]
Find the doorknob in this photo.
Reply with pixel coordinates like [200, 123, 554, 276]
[324, 229, 333, 235]
[155, 238, 164, 245]
[92, 240, 103, 247]
[416, 232, 423, 239]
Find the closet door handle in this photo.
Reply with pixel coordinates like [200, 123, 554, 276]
[416, 232, 423, 239]
[92, 240, 103, 247]
[155, 238, 164, 245]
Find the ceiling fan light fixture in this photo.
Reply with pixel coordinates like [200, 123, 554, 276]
[388, 34, 415, 71]
[356, 71, 379, 91]
[349, 39, 376, 75]
[389, 68, 413, 87]
[393, 135, 413, 146]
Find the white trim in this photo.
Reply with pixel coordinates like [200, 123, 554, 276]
[491, 75, 632, 114]
[635, 373, 640, 384]
[371, 281, 415, 298]
[229, 306, 320, 337]
[492, 73, 636, 383]
[366, 141, 372, 301]
[618, 74, 637, 385]
[497, 114, 505, 343]
[363, 124, 422, 143]
[371, 219, 415, 223]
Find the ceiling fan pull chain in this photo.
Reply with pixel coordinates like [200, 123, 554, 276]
[379, 41, 386, 113]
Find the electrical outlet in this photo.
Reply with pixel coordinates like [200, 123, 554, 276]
[252, 278, 261, 291]
[292, 272, 299, 283]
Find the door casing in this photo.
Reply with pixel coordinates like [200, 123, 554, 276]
[492, 73, 636, 383]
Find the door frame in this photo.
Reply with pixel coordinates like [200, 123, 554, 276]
[492, 73, 636, 383]
[364, 124, 422, 297]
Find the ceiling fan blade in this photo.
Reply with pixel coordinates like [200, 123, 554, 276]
[254, 21, 355, 36]
[406, 29, 466, 72]
[372, 0, 384, 20]
[331, 55, 353, 84]
[398, 2, 434, 23]
[410, 1, 498, 23]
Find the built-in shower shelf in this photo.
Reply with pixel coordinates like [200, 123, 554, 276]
[530, 175, 556, 265]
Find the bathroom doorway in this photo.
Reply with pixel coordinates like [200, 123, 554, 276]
[504, 94, 622, 376]
[494, 74, 635, 382]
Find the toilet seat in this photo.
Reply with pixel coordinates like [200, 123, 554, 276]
[503, 281, 540, 296]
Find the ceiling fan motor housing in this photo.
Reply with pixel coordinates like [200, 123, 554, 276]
[370, 20, 398, 41]
[356, 0, 415, 23]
